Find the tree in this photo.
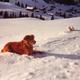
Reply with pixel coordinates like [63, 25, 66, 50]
[40, 15, 45, 20]
[15, 1, 20, 7]
[14, 14, 17, 18]
[51, 15, 54, 20]
[3, 11, 9, 18]
[9, 14, 12, 18]
[25, 14, 29, 17]
[17, 1, 20, 7]
[19, 11, 23, 17]
[11, 12, 15, 18]
[63, 13, 66, 18]
[35, 16, 38, 19]
[21, 3, 24, 8]
[0, 11, 3, 16]
[4, 0, 9, 2]
[31, 13, 34, 18]
[25, 4, 27, 8]
[10, 13, 16, 18]
[43, 0, 50, 3]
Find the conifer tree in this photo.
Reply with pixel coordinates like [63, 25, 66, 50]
[15, 1, 20, 7]
[51, 15, 54, 20]
[0, 11, 3, 16]
[19, 11, 22, 17]
[3, 11, 9, 18]
[21, 3, 24, 8]
[40, 15, 45, 20]
[63, 13, 66, 18]
[25, 14, 28, 17]
[25, 4, 27, 8]
[31, 13, 34, 18]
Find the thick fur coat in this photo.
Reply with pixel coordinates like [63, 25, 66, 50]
[1, 35, 36, 55]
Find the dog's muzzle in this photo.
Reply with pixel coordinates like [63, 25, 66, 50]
[34, 40, 36, 44]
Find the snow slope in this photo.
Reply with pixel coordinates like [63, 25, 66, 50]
[0, 2, 21, 9]
[42, 31, 80, 54]
[0, 17, 80, 80]
[10, 0, 48, 9]
[0, 2, 26, 12]
[0, 2, 28, 17]
[0, 0, 80, 19]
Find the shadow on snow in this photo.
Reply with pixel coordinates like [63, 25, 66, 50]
[32, 50, 80, 60]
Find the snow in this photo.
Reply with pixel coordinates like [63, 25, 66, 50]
[10, 0, 48, 9]
[42, 31, 80, 54]
[0, 2, 21, 9]
[0, 17, 80, 80]
[26, 6, 34, 10]
[0, 2, 26, 12]
[0, 0, 80, 20]
[0, 2, 28, 17]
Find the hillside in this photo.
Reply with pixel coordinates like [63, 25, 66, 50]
[0, 0, 80, 20]
[44, 0, 80, 4]
[10, 0, 48, 9]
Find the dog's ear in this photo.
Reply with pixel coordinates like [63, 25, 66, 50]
[23, 34, 35, 40]
[30, 35, 34, 40]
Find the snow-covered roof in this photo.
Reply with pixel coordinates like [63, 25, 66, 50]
[26, 6, 34, 10]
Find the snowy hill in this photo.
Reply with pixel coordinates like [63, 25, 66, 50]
[0, 0, 80, 20]
[0, 0, 49, 19]
[0, 2, 22, 9]
[0, 2, 27, 13]
[0, 2, 33, 18]
[0, 17, 80, 80]
[10, 0, 48, 9]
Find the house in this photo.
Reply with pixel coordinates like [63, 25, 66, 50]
[26, 6, 35, 11]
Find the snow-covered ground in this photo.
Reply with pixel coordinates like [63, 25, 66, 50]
[0, 17, 80, 80]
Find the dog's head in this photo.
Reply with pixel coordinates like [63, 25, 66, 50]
[23, 34, 36, 45]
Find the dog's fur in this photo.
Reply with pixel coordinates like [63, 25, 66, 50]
[1, 35, 36, 55]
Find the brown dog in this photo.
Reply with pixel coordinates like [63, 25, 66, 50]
[1, 35, 36, 55]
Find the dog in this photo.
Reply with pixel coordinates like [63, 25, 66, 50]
[1, 34, 36, 55]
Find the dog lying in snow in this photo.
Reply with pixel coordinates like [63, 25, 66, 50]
[1, 34, 36, 55]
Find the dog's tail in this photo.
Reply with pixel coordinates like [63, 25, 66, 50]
[1, 48, 6, 52]
[1, 49, 3, 52]
[1, 45, 9, 53]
